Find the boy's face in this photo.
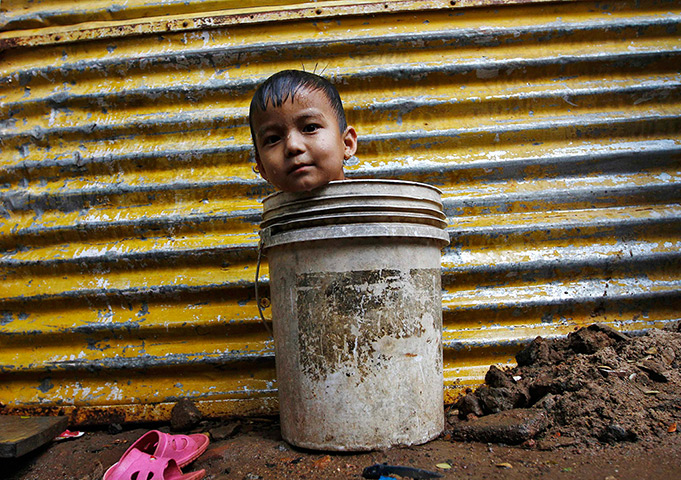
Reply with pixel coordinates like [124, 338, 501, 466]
[252, 87, 357, 192]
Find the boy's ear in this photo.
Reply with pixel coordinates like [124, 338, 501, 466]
[342, 126, 358, 159]
[254, 152, 268, 181]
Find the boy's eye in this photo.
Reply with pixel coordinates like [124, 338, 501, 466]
[263, 135, 280, 145]
[303, 123, 320, 133]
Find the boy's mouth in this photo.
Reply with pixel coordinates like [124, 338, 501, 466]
[288, 163, 313, 174]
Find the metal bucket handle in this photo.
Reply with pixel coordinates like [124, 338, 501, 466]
[255, 239, 274, 338]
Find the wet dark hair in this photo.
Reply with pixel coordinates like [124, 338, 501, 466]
[249, 70, 348, 150]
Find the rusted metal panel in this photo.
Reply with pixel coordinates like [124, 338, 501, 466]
[0, 0, 577, 50]
[1, 0, 680, 424]
[0, 1, 306, 30]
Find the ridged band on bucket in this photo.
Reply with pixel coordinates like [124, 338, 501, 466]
[261, 179, 450, 249]
[260, 179, 448, 451]
[262, 222, 450, 249]
[261, 179, 445, 222]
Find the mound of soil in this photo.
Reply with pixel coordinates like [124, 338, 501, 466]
[448, 323, 681, 446]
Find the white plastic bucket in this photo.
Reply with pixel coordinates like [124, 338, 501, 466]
[260, 180, 449, 451]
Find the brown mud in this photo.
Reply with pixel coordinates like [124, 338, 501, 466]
[449, 323, 681, 447]
[6, 323, 681, 480]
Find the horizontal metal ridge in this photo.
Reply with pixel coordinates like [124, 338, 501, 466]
[360, 80, 681, 113]
[0, 279, 261, 305]
[442, 276, 681, 302]
[443, 211, 681, 240]
[3, 79, 679, 144]
[3, 47, 679, 116]
[2, 350, 276, 373]
[3, 114, 679, 196]
[0, 240, 259, 267]
[1, 178, 266, 212]
[442, 182, 681, 212]
[0, 111, 248, 142]
[5, 204, 677, 267]
[3, 12, 678, 85]
[443, 249, 681, 278]
[2, 208, 262, 240]
[442, 324, 677, 350]
[361, 112, 681, 144]
[361, 144, 681, 181]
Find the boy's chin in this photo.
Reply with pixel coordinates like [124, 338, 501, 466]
[282, 182, 326, 193]
[278, 174, 345, 193]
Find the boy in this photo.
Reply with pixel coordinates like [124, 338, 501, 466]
[249, 70, 358, 192]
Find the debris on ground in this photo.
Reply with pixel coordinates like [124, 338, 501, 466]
[447, 408, 549, 444]
[0, 416, 69, 458]
[170, 398, 203, 432]
[447, 323, 681, 446]
[54, 430, 85, 441]
[208, 420, 241, 441]
[362, 463, 443, 479]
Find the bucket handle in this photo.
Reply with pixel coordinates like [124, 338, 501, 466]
[255, 239, 274, 338]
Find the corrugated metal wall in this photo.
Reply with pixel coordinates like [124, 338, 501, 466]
[1, 1, 311, 30]
[1, 0, 680, 425]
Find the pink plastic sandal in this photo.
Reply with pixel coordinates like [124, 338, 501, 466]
[102, 449, 205, 480]
[117, 430, 209, 468]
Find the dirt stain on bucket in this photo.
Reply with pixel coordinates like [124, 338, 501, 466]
[296, 268, 441, 382]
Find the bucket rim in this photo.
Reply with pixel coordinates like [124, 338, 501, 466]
[261, 222, 450, 249]
[263, 210, 449, 233]
[260, 199, 447, 229]
[261, 179, 444, 205]
[261, 193, 444, 223]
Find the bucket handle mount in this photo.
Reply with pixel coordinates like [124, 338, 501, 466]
[255, 239, 274, 339]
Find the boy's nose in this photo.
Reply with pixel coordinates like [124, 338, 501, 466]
[284, 131, 305, 157]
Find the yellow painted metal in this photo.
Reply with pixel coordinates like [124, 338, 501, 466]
[0, 0, 485, 49]
[1, 1, 307, 30]
[0, 0, 581, 50]
[1, 0, 680, 423]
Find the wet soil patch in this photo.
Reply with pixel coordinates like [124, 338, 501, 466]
[448, 323, 681, 447]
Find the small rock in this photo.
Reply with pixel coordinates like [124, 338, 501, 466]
[516, 337, 550, 366]
[199, 443, 232, 462]
[527, 372, 555, 402]
[520, 438, 536, 449]
[449, 409, 549, 444]
[454, 393, 484, 418]
[312, 455, 332, 469]
[485, 365, 516, 389]
[536, 435, 580, 451]
[637, 359, 669, 383]
[170, 398, 202, 432]
[587, 323, 630, 342]
[659, 346, 676, 366]
[107, 423, 123, 434]
[598, 424, 638, 444]
[210, 421, 241, 441]
[477, 385, 524, 414]
[532, 393, 558, 411]
[569, 328, 614, 354]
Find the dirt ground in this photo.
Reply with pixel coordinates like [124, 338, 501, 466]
[6, 324, 681, 480]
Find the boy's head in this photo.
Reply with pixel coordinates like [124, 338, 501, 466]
[249, 70, 357, 192]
